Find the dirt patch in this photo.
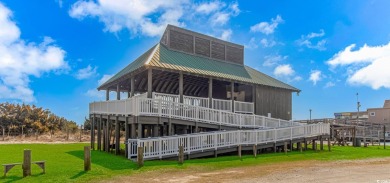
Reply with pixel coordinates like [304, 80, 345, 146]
[106, 158, 390, 183]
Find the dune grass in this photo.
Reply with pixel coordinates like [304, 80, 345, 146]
[0, 143, 389, 182]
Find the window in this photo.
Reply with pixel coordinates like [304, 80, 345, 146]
[370, 112, 375, 116]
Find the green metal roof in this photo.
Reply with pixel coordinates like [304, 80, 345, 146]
[99, 43, 300, 92]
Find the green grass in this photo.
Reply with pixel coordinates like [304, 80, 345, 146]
[0, 143, 389, 182]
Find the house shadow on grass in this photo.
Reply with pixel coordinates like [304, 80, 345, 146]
[1, 175, 23, 183]
[66, 150, 137, 170]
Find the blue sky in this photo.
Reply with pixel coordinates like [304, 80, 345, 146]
[1, 0, 390, 123]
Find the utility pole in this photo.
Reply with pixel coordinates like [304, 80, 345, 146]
[309, 109, 312, 123]
[357, 93, 365, 146]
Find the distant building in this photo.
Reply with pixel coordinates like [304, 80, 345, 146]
[334, 100, 390, 124]
[367, 100, 390, 124]
[334, 111, 368, 120]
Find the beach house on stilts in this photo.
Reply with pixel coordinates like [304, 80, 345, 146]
[89, 25, 329, 160]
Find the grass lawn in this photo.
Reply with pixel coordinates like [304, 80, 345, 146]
[0, 143, 389, 182]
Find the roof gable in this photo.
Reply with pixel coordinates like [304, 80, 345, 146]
[99, 43, 300, 92]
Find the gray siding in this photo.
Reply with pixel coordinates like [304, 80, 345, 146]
[162, 25, 244, 65]
[255, 85, 292, 120]
[211, 41, 225, 60]
[169, 30, 194, 53]
[226, 45, 243, 65]
[195, 37, 210, 57]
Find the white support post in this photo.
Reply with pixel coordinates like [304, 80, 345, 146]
[159, 138, 162, 159]
[158, 99, 162, 116]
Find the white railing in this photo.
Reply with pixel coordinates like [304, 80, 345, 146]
[128, 123, 330, 159]
[212, 98, 232, 112]
[90, 97, 301, 129]
[152, 92, 179, 103]
[183, 95, 209, 108]
[234, 101, 254, 114]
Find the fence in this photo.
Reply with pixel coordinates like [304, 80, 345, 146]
[128, 123, 330, 160]
[90, 97, 300, 129]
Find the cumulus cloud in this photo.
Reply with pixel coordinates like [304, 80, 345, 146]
[327, 42, 390, 89]
[219, 29, 232, 41]
[69, 1, 240, 37]
[98, 74, 113, 86]
[309, 70, 322, 85]
[75, 65, 97, 79]
[250, 15, 283, 35]
[0, 3, 68, 102]
[324, 81, 335, 88]
[195, 1, 223, 14]
[69, 0, 188, 37]
[245, 37, 258, 49]
[263, 55, 288, 67]
[274, 64, 294, 77]
[207, 2, 240, 26]
[86, 74, 113, 99]
[260, 38, 277, 48]
[296, 29, 326, 51]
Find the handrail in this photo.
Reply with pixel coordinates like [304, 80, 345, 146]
[234, 101, 254, 114]
[89, 96, 301, 129]
[127, 123, 330, 159]
[212, 98, 232, 112]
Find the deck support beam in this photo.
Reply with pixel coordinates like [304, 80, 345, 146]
[102, 119, 106, 151]
[147, 68, 153, 98]
[124, 117, 129, 157]
[131, 118, 136, 139]
[130, 76, 135, 97]
[106, 90, 109, 101]
[116, 84, 120, 100]
[115, 116, 120, 155]
[137, 122, 142, 138]
[97, 114, 102, 151]
[179, 72, 183, 103]
[91, 114, 95, 150]
[153, 125, 159, 137]
[208, 77, 213, 108]
[231, 81, 234, 112]
[252, 85, 256, 113]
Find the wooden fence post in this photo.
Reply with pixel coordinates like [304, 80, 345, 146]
[320, 136, 324, 151]
[328, 138, 331, 152]
[253, 145, 257, 158]
[284, 142, 287, 154]
[23, 149, 31, 177]
[178, 146, 184, 164]
[238, 145, 242, 160]
[84, 146, 91, 171]
[137, 147, 144, 167]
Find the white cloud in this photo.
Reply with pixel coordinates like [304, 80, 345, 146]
[245, 37, 258, 49]
[274, 64, 294, 77]
[260, 38, 277, 48]
[309, 70, 322, 85]
[263, 55, 288, 67]
[69, 1, 240, 37]
[98, 74, 113, 86]
[195, 1, 224, 15]
[69, 0, 188, 37]
[324, 81, 335, 88]
[86, 74, 113, 99]
[250, 15, 283, 35]
[219, 29, 232, 41]
[75, 65, 97, 79]
[0, 3, 68, 102]
[327, 42, 390, 89]
[208, 2, 240, 26]
[296, 29, 326, 51]
[293, 76, 302, 81]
